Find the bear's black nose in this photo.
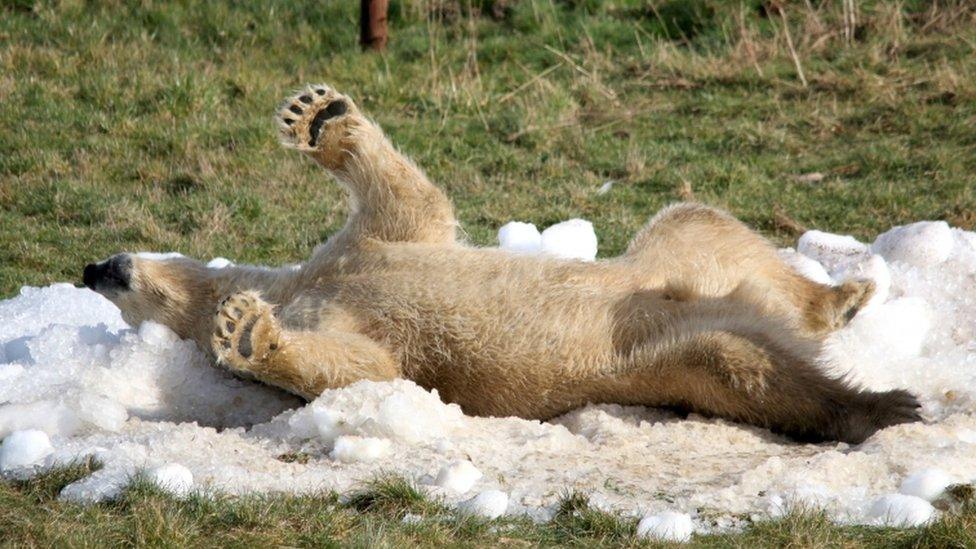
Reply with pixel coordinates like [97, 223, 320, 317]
[83, 255, 132, 292]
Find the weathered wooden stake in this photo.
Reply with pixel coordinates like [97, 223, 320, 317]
[360, 0, 389, 51]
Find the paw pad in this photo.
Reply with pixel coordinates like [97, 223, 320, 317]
[277, 84, 353, 149]
[212, 291, 279, 373]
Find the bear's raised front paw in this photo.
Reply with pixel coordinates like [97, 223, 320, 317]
[212, 291, 280, 374]
[277, 84, 361, 165]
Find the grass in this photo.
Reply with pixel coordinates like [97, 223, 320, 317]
[3, 467, 976, 547]
[1, 0, 974, 295]
[1, 0, 975, 545]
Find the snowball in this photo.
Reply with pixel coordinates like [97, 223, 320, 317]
[329, 436, 392, 463]
[0, 430, 54, 470]
[206, 257, 233, 269]
[797, 230, 871, 273]
[867, 494, 935, 527]
[540, 219, 598, 261]
[145, 463, 194, 497]
[434, 460, 483, 494]
[498, 222, 542, 254]
[899, 469, 953, 502]
[832, 254, 891, 308]
[636, 511, 694, 543]
[873, 221, 954, 265]
[458, 490, 508, 519]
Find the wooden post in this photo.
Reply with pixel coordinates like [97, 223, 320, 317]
[360, 0, 389, 51]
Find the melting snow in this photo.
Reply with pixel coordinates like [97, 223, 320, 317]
[1, 220, 976, 533]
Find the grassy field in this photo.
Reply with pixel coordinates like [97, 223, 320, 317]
[1, 0, 975, 545]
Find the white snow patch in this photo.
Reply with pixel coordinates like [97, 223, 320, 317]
[899, 468, 954, 502]
[2, 222, 976, 531]
[873, 221, 954, 266]
[329, 436, 392, 463]
[636, 511, 694, 543]
[0, 430, 54, 471]
[797, 230, 871, 273]
[867, 494, 936, 527]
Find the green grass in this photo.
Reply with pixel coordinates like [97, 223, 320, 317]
[3, 467, 976, 547]
[2, 0, 974, 295]
[1, 0, 975, 545]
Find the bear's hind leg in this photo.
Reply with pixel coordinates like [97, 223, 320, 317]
[621, 330, 921, 443]
[213, 291, 400, 399]
[625, 203, 873, 338]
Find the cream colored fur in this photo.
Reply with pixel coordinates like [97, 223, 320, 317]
[87, 84, 920, 443]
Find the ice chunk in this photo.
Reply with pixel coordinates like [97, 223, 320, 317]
[138, 321, 179, 347]
[899, 469, 953, 502]
[0, 429, 54, 470]
[797, 230, 871, 273]
[867, 494, 935, 527]
[636, 511, 694, 543]
[873, 221, 953, 265]
[498, 222, 542, 254]
[287, 379, 464, 445]
[541, 219, 598, 261]
[329, 436, 392, 463]
[206, 257, 233, 269]
[74, 393, 128, 433]
[434, 460, 483, 494]
[0, 401, 82, 439]
[458, 490, 508, 519]
[146, 463, 194, 497]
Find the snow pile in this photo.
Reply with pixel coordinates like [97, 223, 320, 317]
[1, 219, 976, 533]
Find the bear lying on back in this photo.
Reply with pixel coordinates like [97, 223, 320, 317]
[83, 84, 920, 443]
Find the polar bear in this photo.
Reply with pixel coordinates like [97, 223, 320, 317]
[83, 83, 920, 443]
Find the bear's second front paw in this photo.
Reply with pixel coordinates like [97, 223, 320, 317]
[212, 291, 281, 375]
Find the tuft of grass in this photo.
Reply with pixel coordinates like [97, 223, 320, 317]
[345, 474, 440, 516]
